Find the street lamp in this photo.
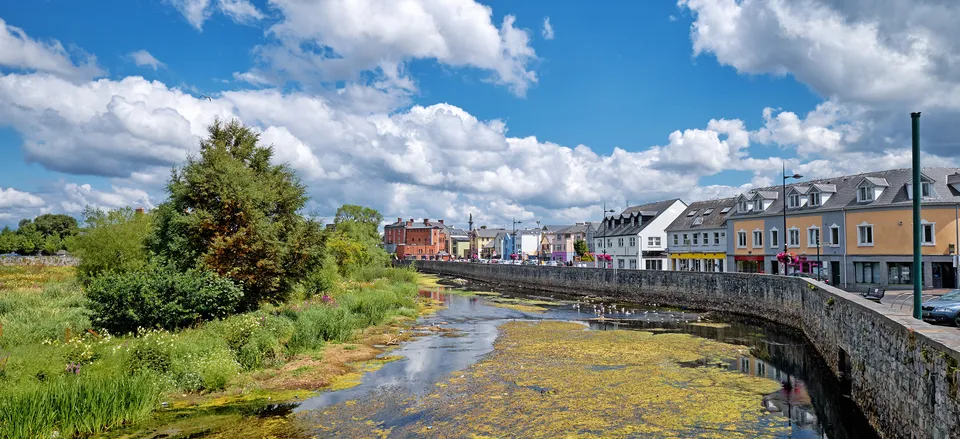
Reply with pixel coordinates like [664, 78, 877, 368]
[782, 164, 803, 275]
[512, 218, 522, 261]
[600, 203, 616, 268]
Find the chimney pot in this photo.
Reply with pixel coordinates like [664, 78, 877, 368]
[438, 219, 444, 224]
[398, 217, 402, 223]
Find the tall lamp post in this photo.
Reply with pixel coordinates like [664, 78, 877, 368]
[512, 218, 522, 262]
[782, 164, 803, 275]
[601, 204, 615, 268]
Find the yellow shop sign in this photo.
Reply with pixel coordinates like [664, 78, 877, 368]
[669, 252, 726, 260]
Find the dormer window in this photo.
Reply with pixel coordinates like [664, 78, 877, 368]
[922, 182, 931, 197]
[809, 191, 821, 207]
[738, 200, 750, 213]
[753, 199, 763, 211]
[857, 186, 873, 202]
[788, 193, 801, 209]
[693, 217, 703, 226]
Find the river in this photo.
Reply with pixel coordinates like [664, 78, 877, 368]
[290, 276, 879, 438]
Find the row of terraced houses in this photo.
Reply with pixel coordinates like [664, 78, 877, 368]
[384, 167, 960, 290]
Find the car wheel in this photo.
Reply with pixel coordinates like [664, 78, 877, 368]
[955, 313, 960, 328]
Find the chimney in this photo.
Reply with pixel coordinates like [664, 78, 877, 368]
[423, 218, 429, 225]
[407, 218, 414, 226]
[438, 219, 444, 224]
[397, 217, 402, 223]
[135, 207, 144, 215]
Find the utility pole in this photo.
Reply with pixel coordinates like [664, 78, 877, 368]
[912, 112, 922, 320]
[783, 164, 803, 275]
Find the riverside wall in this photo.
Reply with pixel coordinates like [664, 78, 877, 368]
[406, 261, 960, 439]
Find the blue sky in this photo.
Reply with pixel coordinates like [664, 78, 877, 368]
[0, 0, 956, 228]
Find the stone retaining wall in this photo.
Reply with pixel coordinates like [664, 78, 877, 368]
[405, 261, 960, 439]
[0, 255, 79, 266]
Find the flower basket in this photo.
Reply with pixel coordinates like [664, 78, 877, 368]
[777, 251, 798, 265]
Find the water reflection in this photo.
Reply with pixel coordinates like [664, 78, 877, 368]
[297, 278, 877, 439]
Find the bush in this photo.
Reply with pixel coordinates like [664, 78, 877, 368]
[287, 304, 359, 351]
[303, 255, 341, 294]
[67, 207, 153, 282]
[86, 264, 243, 333]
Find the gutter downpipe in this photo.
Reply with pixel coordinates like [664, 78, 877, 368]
[911, 112, 922, 320]
[842, 207, 848, 289]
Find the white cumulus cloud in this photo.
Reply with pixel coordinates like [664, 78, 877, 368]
[130, 50, 165, 70]
[0, 17, 102, 81]
[542, 17, 555, 40]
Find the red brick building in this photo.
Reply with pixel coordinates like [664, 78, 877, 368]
[383, 218, 450, 260]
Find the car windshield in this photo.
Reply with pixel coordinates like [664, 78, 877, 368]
[939, 290, 960, 301]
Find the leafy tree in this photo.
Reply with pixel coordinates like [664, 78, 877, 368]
[67, 207, 153, 281]
[0, 227, 17, 254]
[574, 239, 589, 257]
[150, 118, 323, 307]
[15, 222, 42, 255]
[334, 205, 382, 234]
[33, 214, 79, 240]
[41, 234, 63, 255]
[328, 204, 388, 276]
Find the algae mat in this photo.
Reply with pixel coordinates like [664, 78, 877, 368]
[305, 320, 788, 438]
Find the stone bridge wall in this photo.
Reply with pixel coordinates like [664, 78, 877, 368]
[403, 261, 960, 439]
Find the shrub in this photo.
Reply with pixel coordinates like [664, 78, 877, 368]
[85, 264, 243, 333]
[67, 207, 153, 282]
[303, 254, 341, 294]
[287, 304, 359, 352]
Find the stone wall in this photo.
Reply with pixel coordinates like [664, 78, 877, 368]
[406, 261, 960, 439]
[0, 255, 79, 266]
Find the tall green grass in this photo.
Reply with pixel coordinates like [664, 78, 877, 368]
[0, 373, 159, 439]
[0, 265, 421, 438]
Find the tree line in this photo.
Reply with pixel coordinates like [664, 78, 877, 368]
[0, 214, 78, 255]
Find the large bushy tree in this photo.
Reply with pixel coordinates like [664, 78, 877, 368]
[150, 118, 322, 307]
[574, 239, 589, 257]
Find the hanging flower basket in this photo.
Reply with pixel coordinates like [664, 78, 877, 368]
[777, 251, 798, 265]
[600, 254, 612, 262]
[510, 253, 519, 260]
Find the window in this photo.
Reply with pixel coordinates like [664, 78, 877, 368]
[686, 210, 697, 217]
[738, 200, 750, 213]
[720, 207, 732, 214]
[645, 260, 663, 270]
[737, 231, 747, 248]
[857, 223, 874, 246]
[753, 230, 763, 248]
[808, 227, 820, 247]
[673, 234, 679, 246]
[618, 238, 624, 247]
[922, 222, 935, 245]
[702, 233, 709, 245]
[809, 192, 821, 206]
[693, 217, 704, 226]
[596, 239, 603, 249]
[857, 185, 873, 202]
[618, 259, 625, 269]
[683, 234, 690, 245]
[753, 199, 764, 211]
[714, 232, 721, 245]
[649, 237, 661, 247]
[629, 259, 637, 269]
[922, 182, 931, 197]
[888, 262, 913, 285]
[829, 225, 840, 246]
[788, 193, 801, 208]
[788, 228, 800, 248]
[769, 229, 779, 248]
[693, 233, 699, 245]
[629, 237, 636, 247]
[607, 239, 612, 247]
[703, 208, 714, 215]
[854, 262, 879, 283]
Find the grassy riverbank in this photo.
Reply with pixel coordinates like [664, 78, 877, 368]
[0, 265, 425, 439]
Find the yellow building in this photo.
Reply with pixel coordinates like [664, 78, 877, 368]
[725, 168, 960, 289]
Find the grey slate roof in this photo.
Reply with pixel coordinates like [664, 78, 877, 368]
[473, 228, 507, 238]
[666, 197, 738, 232]
[447, 228, 469, 239]
[597, 199, 681, 237]
[729, 167, 960, 219]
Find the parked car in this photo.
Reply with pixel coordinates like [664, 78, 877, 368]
[789, 272, 829, 284]
[547, 261, 558, 267]
[921, 290, 960, 327]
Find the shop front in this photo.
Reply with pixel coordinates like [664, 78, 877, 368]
[735, 255, 765, 274]
[669, 252, 726, 272]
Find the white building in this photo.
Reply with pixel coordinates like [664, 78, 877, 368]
[514, 228, 543, 259]
[594, 199, 687, 270]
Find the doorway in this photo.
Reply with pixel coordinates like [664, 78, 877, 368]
[831, 261, 841, 286]
[932, 262, 956, 289]
[771, 261, 780, 276]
